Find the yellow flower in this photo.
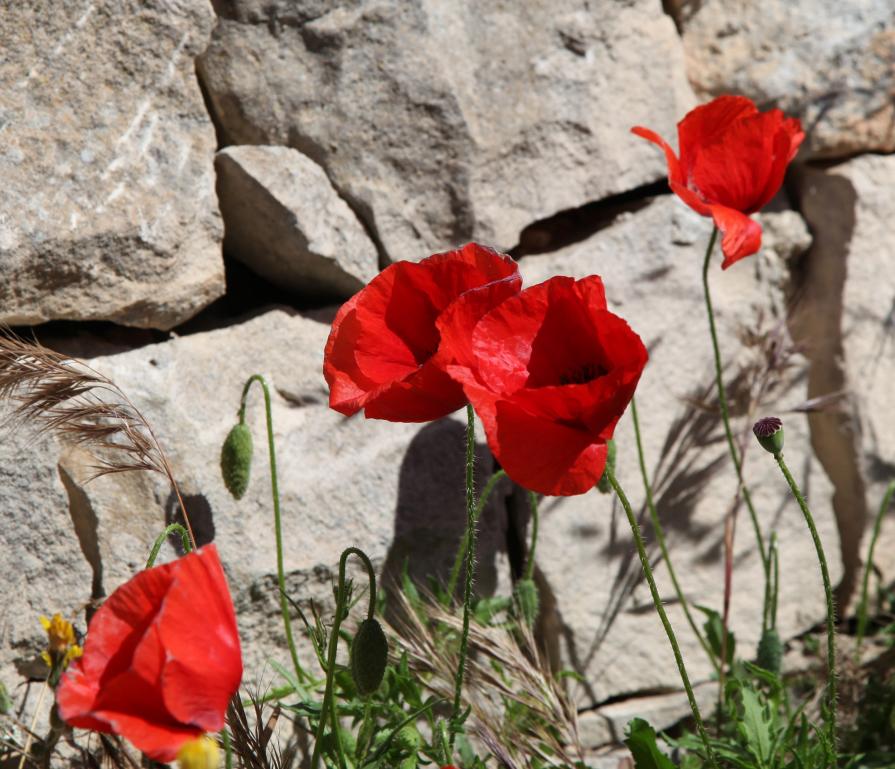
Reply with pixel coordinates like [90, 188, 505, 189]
[39, 614, 82, 671]
[177, 735, 221, 769]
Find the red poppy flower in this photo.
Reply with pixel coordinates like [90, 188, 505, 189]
[324, 243, 521, 422]
[440, 275, 648, 496]
[632, 95, 804, 269]
[57, 544, 243, 762]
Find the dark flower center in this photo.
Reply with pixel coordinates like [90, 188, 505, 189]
[558, 362, 607, 386]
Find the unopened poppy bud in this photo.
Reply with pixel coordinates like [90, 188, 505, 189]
[350, 618, 388, 696]
[394, 725, 422, 754]
[596, 439, 617, 494]
[177, 735, 220, 769]
[756, 627, 783, 675]
[753, 417, 784, 455]
[514, 578, 540, 626]
[220, 422, 253, 499]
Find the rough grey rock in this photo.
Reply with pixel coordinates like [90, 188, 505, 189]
[197, 0, 695, 263]
[0, 309, 508, 688]
[0, 1, 224, 330]
[216, 146, 379, 299]
[792, 154, 895, 598]
[519, 196, 839, 706]
[680, 0, 895, 158]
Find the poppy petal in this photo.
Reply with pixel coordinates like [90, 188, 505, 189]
[750, 116, 805, 212]
[158, 545, 242, 732]
[677, 95, 757, 170]
[631, 126, 685, 188]
[323, 243, 520, 422]
[489, 399, 609, 496]
[709, 205, 763, 269]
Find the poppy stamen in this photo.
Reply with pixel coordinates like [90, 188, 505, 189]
[559, 362, 606, 386]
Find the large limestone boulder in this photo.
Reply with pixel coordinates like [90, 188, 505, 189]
[0, 1, 224, 330]
[518, 196, 839, 707]
[679, 0, 895, 158]
[0, 310, 509, 686]
[215, 146, 379, 300]
[792, 154, 895, 598]
[197, 0, 695, 263]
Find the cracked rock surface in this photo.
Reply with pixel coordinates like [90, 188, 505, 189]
[197, 0, 695, 262]
[0, 1, 224, 330]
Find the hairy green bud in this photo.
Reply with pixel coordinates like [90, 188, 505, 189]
[394, 725, 422, 754]
[514, 578, 540, 626]
[350, 618, 388, 696]
[220, 422, 253, 500]
[756, 627, 783, 675]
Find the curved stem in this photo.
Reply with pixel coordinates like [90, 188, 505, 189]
[145, 523, 192, 568]
[630, 397, 718, 674]
[856, 480, 895, 653]
[607, 468, 719, 769]
[446, 469, 505, 601]
[702, 228, 769, 572]
[240, 374, 306, 687]
[523, 491, 539, 581]
[773, 452, 837, 750]
[311, 547, 370, 769]
[450, 405, 477, 750]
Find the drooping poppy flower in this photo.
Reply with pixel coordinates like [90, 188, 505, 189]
[324, 243, 521, 422]
[440, 275, 648, 496]
[632, 95, 804, 269]
[57, 544, 243, 763]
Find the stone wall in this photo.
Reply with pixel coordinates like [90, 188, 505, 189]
[1, 0, 893, 753]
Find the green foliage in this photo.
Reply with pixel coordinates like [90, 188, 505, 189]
[625, 718, 676, 769]
[697, 605, 736, 667]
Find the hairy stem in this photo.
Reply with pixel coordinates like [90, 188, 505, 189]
[856, 480, 895, 653]
[311, 547, 370, 769]
[631, 397, 718, 673]
[450, 405, 477, 750]
[702, 227, 770, 693]
[523, 490, 539, 581]
[446, 469, 505, 601]
[607, 468, 719, 769]
[773, 451, 837, 750]
[240, 375, 306, 687]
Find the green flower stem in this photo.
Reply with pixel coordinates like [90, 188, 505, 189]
[240, 374, 306, 688]
[764, 532, 780, 632]
[523, 490, 539, 581]
[607, 468, 719, 769]
[145, 523, 192, 568]
[311, 547, 371, 769]
[770, 533, 780, 629]
[630, 397, 719, 674]
[856, 480, 895, 653]
[446, 469, 506, 601]
[450, 404, 478, 750]
[772, 451, 837, 749]
[702, 228, 769, 574]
